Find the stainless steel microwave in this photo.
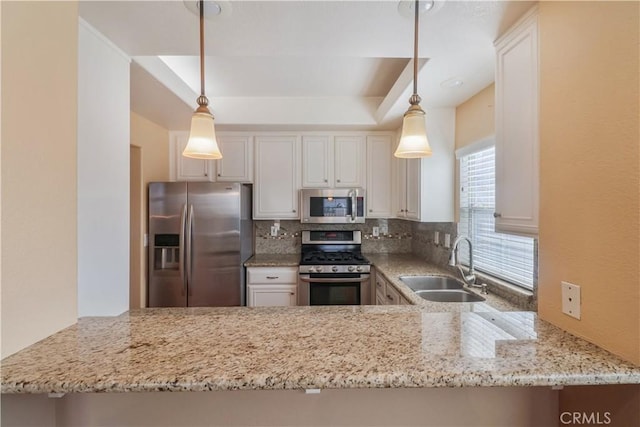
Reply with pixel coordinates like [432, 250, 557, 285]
[300, 188, 365, 224]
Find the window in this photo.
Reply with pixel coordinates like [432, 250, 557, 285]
[458, 144, 535, 290]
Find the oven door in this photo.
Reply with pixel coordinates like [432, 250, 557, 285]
[298, 273, 371, 306]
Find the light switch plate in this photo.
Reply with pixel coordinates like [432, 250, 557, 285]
[380, 223, 388, 235]
[434, 231, 440, 245]
[372, 226, 380, 237]
[270, 226, 278, 237]
[444, 234, 451, 248]
[561, 281, 581, 319]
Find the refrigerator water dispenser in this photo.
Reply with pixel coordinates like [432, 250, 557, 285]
[154, 234, 180, 270]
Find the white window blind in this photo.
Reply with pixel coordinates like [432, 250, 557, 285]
[458, 146, 535, 289]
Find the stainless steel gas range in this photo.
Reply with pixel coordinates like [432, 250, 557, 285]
[298, 230, 372, 305]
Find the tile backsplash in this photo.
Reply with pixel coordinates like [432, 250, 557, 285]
[254, 219, 412, 254]
[254, 219, 456, 266]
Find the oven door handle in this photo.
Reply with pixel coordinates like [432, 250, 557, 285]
[299, 276, 370, 283]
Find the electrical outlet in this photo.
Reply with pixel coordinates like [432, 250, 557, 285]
[380, 223, 388, 235]
[372, 226, 380, 237]
[561, 281, 581, 319]
[434, 231, 440, 245]
[444, 234, 451, 248]
[270, 226, 278, 237]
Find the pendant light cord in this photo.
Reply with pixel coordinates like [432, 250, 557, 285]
[413, 0, 419, 97]
[199, 0, 205, 98]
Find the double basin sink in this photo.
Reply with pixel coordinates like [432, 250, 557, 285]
[399, 275, 485, 303]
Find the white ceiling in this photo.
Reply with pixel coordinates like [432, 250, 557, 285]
[79, 0, 536, 131]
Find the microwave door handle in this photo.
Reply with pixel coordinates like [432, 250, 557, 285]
[350, 189, 357, 222]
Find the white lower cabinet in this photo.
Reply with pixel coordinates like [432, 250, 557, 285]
[246, 267, 298, 307]
[376, 272, 401, 305]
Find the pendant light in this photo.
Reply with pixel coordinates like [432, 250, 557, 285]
[394, 0, 432, 158]
[183, 0, 222, 159]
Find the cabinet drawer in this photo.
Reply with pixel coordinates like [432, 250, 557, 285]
[247, 267, 298, 284]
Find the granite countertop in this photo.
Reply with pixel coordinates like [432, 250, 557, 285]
[2, 306, 639, 394]
[244, 254, 300, 267]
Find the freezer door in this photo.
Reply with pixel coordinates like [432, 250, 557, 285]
[148, 182, 188, 307]
[187, 182, 242, 306]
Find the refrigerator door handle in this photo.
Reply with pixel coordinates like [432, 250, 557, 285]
[185, 204, 194, 296]
[179, 203, 187, 296]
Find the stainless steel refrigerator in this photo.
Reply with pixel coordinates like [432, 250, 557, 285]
[148, 182, 253, 307]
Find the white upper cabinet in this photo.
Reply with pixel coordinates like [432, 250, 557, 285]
[366, 135, 393, 218]
[494, 7, 539, 236]
[171, 131, 214, 182]
[301, 135, 332, 187]
[170, 131, 253, 183]
[301, 134, 365, 189]
[394, 109, 455, 222]
[216, 134, 253, 182]
[334, 135, 365, 188]
[254, 135, 301, 219]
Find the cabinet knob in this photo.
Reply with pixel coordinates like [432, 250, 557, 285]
[217, 173, 221, 177]
[204, 173, 208, 177]
[369, 209, 373, 213]
[290, 292, 295, 296]
[324, 179, 328, 183]
[337, 179, 341, 183]
[292, 209, 296, 213]
[493, 212, 502, 218]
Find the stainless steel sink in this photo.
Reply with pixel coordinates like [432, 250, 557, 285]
[399, 275, 485, 303]
[399, 275, 464, 291]
[414, 289, 485, 303]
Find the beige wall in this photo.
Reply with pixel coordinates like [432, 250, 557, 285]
[538, 2, 639, 364]
[130, 112, 170, 308]
[455, 83, 495, 150]
[1, 1, 78, 358]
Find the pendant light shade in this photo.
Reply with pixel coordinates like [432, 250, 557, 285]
[394, 0, 432, 159]
[396, 103, 431, 158]
[183, 0, 222, 160]
[184, 103, 222, 159]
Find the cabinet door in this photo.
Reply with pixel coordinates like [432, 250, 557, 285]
[334, 136, 365, 188]
[216, 135, 253, 182]
[384, 282, 401, 305]
[247, 284, 297, 307]
[375, 273, 387, 304]
[366, 135, 393, 218]
[254, 136, 300, 219]
[301, 135, 332, 188]
[173, 132, 214, 181]
[495, 11, 539, 236]
[394, 157, 408, 218]
[404, 158, 421, 220]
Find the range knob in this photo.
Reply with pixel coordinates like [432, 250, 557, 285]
[348, 266, 355, 272]
[315, 266, 323, 273]
[356, 266, 363, 272]
[308, 266, 317, 273]
[331, 266, 338, 272]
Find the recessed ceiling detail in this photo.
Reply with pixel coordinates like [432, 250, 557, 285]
[79, 1, 537, 130]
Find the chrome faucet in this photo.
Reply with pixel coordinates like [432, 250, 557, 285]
[449, 236, 486, 294]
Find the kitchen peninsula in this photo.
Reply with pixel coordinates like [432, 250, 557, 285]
[3, 258, 639, 426]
